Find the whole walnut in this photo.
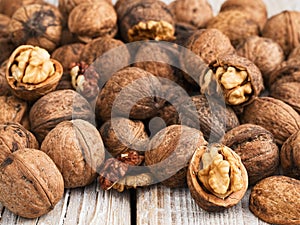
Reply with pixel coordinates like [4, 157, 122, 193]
[41, 120, 105, 188]
[0, 0, 45, 17]
[236, 36, 284, 85]
[262, 10, 300, 57]
[0, 148, 64, 218]
[68, 1, 117, 43]
[168, 0, 213, 28]
[206, 10, 259, 47]
[221, 124, 279, 185]
[8, 3, 63, 52]
[29, 89, 95, 143]
[0, 122, 38, 164]
[145, 125, 207, 188]
[100, 117, 149, 157]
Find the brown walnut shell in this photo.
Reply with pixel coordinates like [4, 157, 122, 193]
[145, 124, 207, 188]
[262, 10, 300, 57]
[41, 119, 105, 188]
[0, 0, 45, 17]
[249, 176, 300, 225]
[168, 0, 213, 28]
[221, 124, 279, 185]
[29, 89, 95, 143]
[100, 117, 149, 157]
[240, 97, 300, 145]
[9, 4, 63, 52]
[288, 45, 300, 61]
[6, 45, 63, 101]
[280, 130, 300, 179]
[0, 148, 64, 219]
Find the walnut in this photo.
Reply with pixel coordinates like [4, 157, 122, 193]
[0, 148, 64, 218]
[29, 89, 95, 143]
[116, 0, 175, 42]
[95, 67, 165, 121]
[99, 117, 149, 157]
[145, 125, 207, 188]
[8, 3, 63, 52]
[240, 97, 300, 145]
[41, 119, 105, 188]
[220, 0, 267, 31]
[68, 1, 117, 43]
[0, 122, 39, 164]
[0, 95, 28, 124]
[0, 0, 45, 17]
[6, 45, 63, 101]
[187, 144, 248, 212]
[168, 0, 213, 28]
[280, 130, 300, 179]
[288, 45, 300, 62]
[262, 10, 300, 57]
[0, 61, 11, 96]
[200, 54, 264, 108]
[236, 36, 284, 85]
[206, 10, 259, 47]
[221, 124, 279, 185]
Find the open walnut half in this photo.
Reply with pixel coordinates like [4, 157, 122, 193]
[187, 143, 248, 212]
[6, 45, 63, 101]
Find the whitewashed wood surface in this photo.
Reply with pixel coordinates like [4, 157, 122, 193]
[1, 0, 300, 225]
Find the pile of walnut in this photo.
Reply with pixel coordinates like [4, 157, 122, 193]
[0, 0, 299, 224]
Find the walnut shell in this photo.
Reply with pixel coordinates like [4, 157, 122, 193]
[168, 0, 213, 28]
[0, 95, 28, 124]
[0, 148, 64, 218]
[145, 125, 207, 188]
[68, 1, 117, 43]
[0, 60, 11, 95]
[280, 130, 300, 179]
[9, 3, 63, 52]
[0, 0, 45, 17]
[29, 89, 95, 143]
[95, 67, 165, 121]
[249, 176, 300, 225]
[41, 119, 105, 188]
[262, 10, 300, 57]
[221, 124, 279, 185]
[100, 117, 149, 157]
[240, 97, 300, 145]
[6, 45, 63, 101]
[206, 10, 259, 47]
[288, 45, 300, 61]
[187, 144, 248, 212]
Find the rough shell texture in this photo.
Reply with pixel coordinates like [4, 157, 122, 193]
[262, 10, 300, 57]
[0, 122, 38, 163]
[29, 89, 95, 143]
[95, 67, 165, 121]
[41, 120, 105, 188]
[280, 130, 300, 179]
[0, 148, 64, 219]
[168, 0, 213, 28]
[187, 145, 248, 212]
[145, 125, 207, 188]
[249, 176, 300, 225]
[68, 1, 117, 43]
[206, 10, 259, 47]
[0, 0, 45, 17]
[100, 117, 149, 157]
[9, 3, 63, 52]
[240, 97, 300, 145]
[221, 124, 279, 185]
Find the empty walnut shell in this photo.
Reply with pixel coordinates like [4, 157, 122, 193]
[145, 125, 207, 188]
[168, 0, 213, 28]
[6, 45, 63, 101]
[29, 89, 95, 143]
[0, 148, 64, 218]
[9, 3, 63, 52]
[41, 119, 105, 188]
[240, 97, 300, 145]
[262, 10, 300, 57]
[280, 130, 300, 179]
[221, 124, 279, 185]
[249, 176, 300, 225]
[206, 10, 259, 48]
[0, 0, 45, 17]
[187, 143, 248, 212]
[100, 117, 149, 157]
